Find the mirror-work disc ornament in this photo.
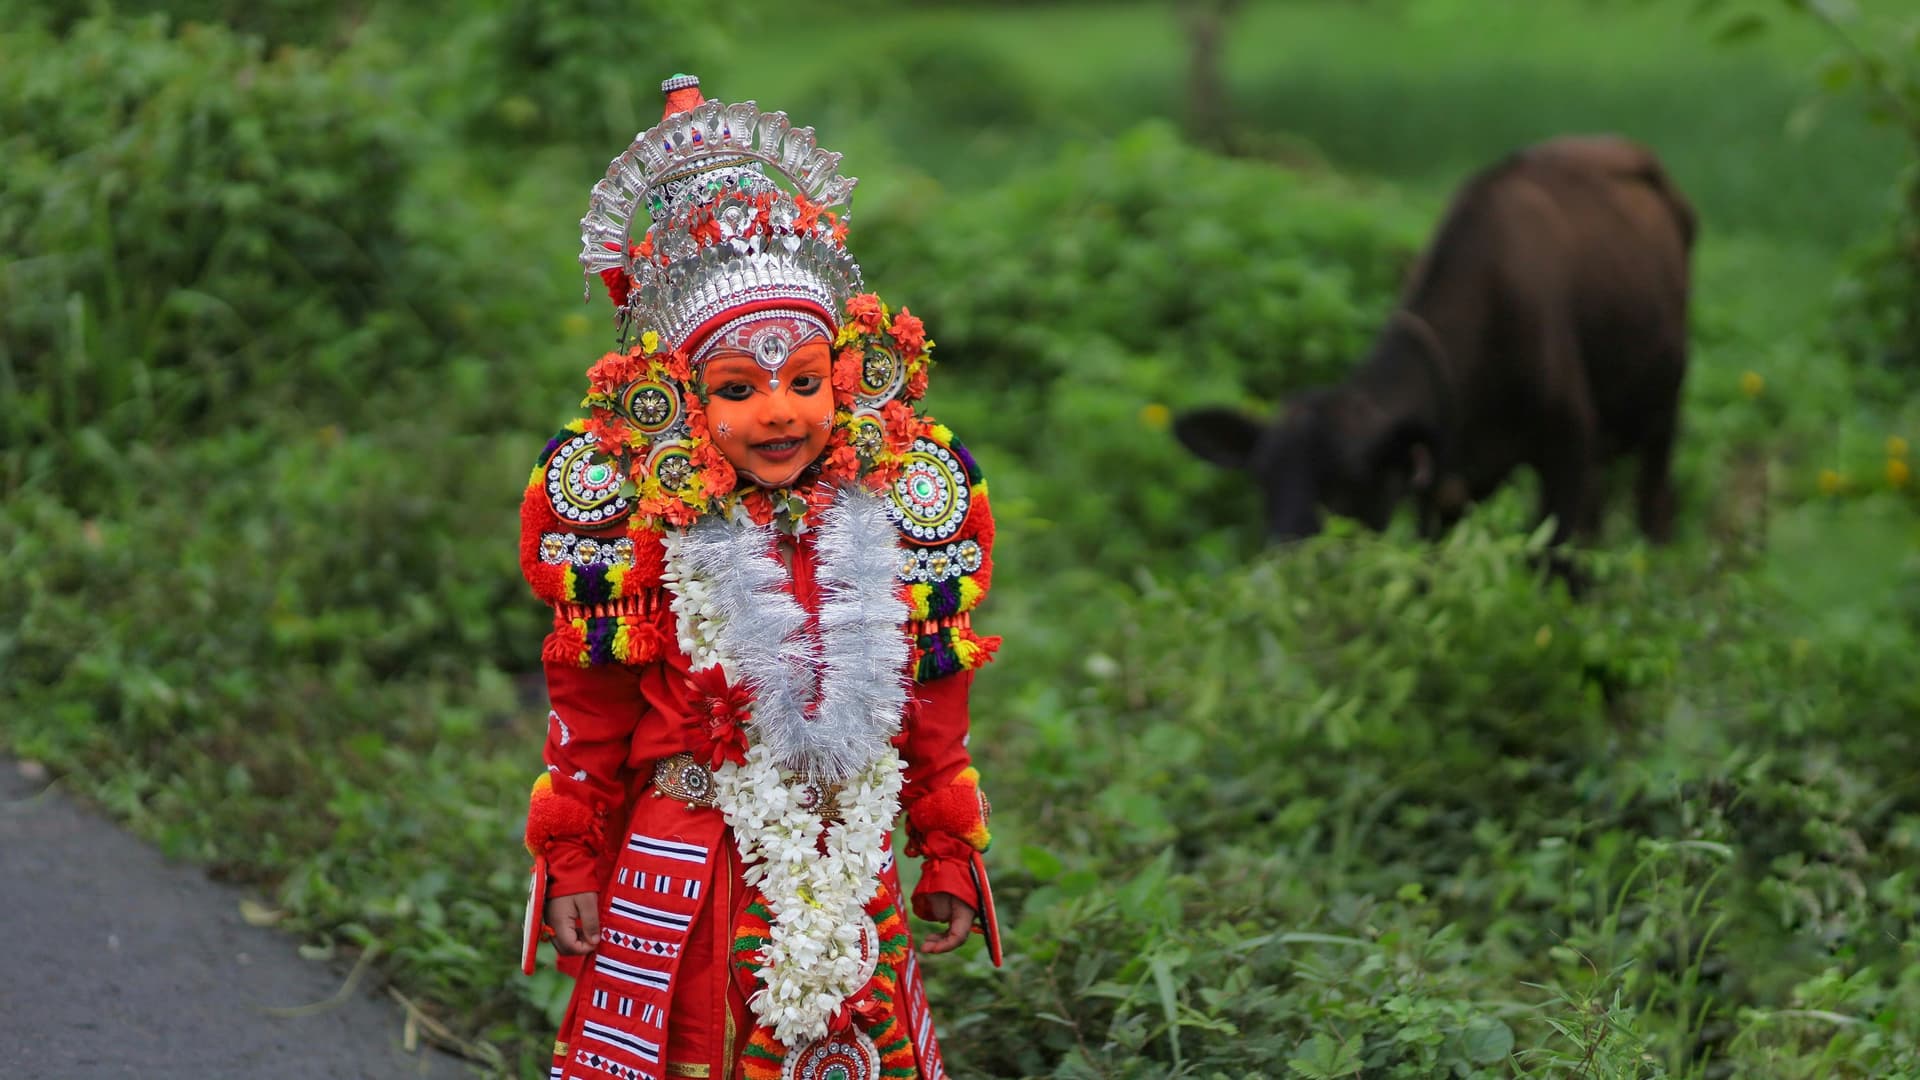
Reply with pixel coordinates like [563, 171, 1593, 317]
[781, 1029, 880, 1080]
[547, 431, 633, 527]
[855, 340, 905, 405]
[622, 380, 681, 435]
[886, 437, 969, 543]
[650, 445, 696, 492]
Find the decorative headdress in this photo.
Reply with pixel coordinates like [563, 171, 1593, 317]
[562, 76, 935, 532]
[579, 74, 862, 358]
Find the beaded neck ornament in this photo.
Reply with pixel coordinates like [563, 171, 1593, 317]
[572, 75, 933, 532]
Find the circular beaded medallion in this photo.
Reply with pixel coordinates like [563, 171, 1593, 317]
[781, 1029, 880, 1080]
[649, 444, 696, 492]
[855, 341, 905, 404]
[886, 438, 970, 543]
[546, 432, 633, 527]
[621, 380, 681, 435]
[845, 411, 886, 460]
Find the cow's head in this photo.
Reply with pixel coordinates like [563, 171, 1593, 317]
[1173, 388, 1437, 542]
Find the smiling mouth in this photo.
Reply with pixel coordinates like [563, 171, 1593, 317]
[752, 438, 805, 459]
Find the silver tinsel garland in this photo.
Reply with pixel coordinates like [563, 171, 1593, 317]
[675, 488, 909, 780]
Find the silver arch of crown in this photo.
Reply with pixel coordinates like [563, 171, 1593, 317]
[578, 97, 864, 345]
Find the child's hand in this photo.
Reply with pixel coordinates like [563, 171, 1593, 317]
[546, 892, 600, 955]
[917, 893, 976, 955]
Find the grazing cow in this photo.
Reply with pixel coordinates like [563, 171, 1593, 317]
[1175, 135, 1695, 547]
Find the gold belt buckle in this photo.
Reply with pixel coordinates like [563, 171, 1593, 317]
[651, 752, 717, 807]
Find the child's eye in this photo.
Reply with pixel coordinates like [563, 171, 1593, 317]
[791, 375, 824, 394]
[713, 383, 754, 402]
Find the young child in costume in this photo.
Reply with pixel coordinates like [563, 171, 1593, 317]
[517, 74, 1001, 1080]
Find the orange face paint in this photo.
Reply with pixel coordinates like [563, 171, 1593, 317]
[702, 339, 834, 489]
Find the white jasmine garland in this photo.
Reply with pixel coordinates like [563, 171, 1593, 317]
[660, 486, 911, 1047]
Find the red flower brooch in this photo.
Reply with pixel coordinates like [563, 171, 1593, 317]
[688, 665, 751, 769]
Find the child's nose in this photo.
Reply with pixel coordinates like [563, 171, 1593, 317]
[758, 390, 799, 428]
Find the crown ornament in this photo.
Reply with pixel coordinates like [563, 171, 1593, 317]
[579, 75, 863, 352]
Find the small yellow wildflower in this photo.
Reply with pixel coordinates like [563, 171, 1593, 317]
[1889, 458, 1911, 489]
[1739, 371, 1765, 398]
[1817, 468, 1845, 496]
[1887, 435, 1909, 459]
[1139, 403, 1172, 431]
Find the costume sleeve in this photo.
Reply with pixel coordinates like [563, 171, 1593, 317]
[529, 660, 647, 897]
[518, 423, 682, 898]
[891, 423, 999, 936]
[899, 671, 991, 919]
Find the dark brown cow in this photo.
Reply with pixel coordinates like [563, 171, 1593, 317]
[1175, 135, 1695, 547]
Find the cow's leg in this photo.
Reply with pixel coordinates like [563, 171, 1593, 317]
[1634, 396, 1680, 545]
[1534, 410, 1600, 546]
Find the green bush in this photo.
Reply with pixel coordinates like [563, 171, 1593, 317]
[0, 16, 431, 479]
[859, 122, 1430, 576]
[928, 519, 1920, 1077]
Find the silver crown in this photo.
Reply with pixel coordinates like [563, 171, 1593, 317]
[579, 90, 864, 348]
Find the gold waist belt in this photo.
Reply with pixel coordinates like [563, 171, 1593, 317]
[649, 752, 845, 819]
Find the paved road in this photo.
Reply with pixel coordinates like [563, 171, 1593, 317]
[0, 759, 478, 1080]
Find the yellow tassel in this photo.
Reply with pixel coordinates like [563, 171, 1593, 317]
[954, 637, 983, 670]
[908, 584, 933, 622]
[957, 577, 985, 613]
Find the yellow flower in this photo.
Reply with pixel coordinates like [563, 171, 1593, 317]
[1739, 371, 1765, 398]
[1889, 458, 1911, 489]
[1887, 436, 1909, 459]
[641, 330, 662, 354]
[1817, 468, 1845, 496]
[1534, 625, 1553, 648]
[1139, 403, 1172, 430]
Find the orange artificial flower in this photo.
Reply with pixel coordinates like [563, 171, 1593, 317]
[694, 441, 738, 495]
[880, 400, 917, 455]
[587, 349, 646, 392]
[795, 195, 823, 236]
[889, 308, 927, 356]
[825, 444, 863, 479]
[585, 411, 628, 455]
[846, 293, 885, 333]
[833, 346, 866, 394]
[740, 489, 776, 525]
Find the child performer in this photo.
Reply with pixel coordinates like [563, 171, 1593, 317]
[515, 74, 1001, 1080]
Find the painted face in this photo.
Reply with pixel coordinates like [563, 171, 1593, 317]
[702, 339, 834, 489]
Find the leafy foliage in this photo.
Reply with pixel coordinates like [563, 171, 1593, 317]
[0, 16, 429, 474]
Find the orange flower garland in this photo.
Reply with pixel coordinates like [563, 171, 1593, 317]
[574, 293, 934, 535]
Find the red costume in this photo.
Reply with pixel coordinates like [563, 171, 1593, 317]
[517, 74, 1000, 1080]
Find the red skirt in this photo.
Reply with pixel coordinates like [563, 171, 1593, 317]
[548, 797, 947, 1080]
